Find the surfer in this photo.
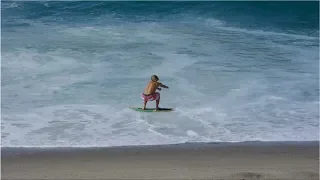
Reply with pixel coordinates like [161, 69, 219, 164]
[141, 75, 169, 110]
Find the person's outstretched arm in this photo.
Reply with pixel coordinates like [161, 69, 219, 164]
[159, 83, 169, 89]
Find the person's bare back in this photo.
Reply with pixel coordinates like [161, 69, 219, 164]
[143, 81, 160, 95]
[141, 75, 168, 110]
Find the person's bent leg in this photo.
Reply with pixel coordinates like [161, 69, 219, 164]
[143, 99, 147, 110]
[141, 94, 148, 110]
[155, 93, 160, 110]
[156, 99, 160, 109]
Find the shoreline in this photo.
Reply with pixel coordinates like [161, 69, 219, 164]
[2, 140, 318, 154]
[2, 141, 319, 179]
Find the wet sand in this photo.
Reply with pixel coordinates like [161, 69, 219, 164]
[2, 141, 319, 180]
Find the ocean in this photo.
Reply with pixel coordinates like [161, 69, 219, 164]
[1, 1, 319, 147]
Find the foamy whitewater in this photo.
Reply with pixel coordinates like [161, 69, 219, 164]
[1, 2, 319, 147]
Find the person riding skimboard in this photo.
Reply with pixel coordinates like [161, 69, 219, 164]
[141, 75, 169, 110]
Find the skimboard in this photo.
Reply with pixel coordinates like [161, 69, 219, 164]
[129, 107, 173, 112]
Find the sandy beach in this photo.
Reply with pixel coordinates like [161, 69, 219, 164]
[1, 141, 319, 180]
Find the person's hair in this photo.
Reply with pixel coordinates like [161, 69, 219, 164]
[151, 75, 159, 82]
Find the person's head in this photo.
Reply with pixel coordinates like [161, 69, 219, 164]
[151, 75, 159, 82]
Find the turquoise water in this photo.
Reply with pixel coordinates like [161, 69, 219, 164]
[1, 1, 319, 147]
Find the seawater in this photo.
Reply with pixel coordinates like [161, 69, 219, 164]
[1, 1, 319, 147]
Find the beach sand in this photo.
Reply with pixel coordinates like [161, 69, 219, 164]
[1, 141, 319, 180]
